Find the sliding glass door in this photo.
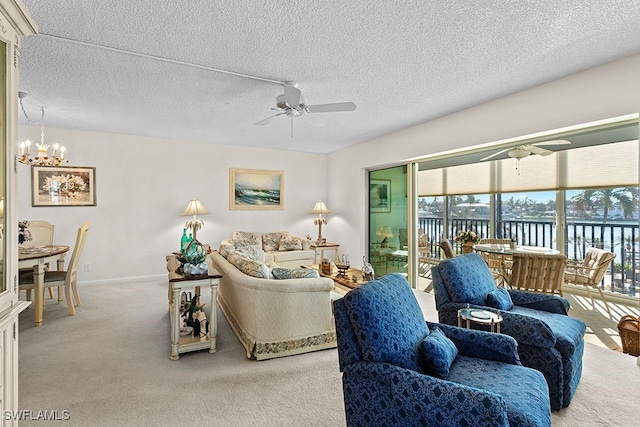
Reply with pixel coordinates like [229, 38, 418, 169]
[368, 166, 408, 278]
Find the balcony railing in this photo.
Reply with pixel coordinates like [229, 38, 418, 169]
[418, 216, 639, 297]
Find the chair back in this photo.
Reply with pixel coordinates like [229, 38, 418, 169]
[439, 239, 455, 259]
[581, 248, 616, 284]
[478, 238, 511, 245]
[432, 254, 497, 309]
[22, 220, 54, 246]
[508, 252, 567, 294]
[333, 273, 428, 372]
[65, 222, 89, 285]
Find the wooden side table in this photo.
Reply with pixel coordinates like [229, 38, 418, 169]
[310, 242, 340, 264]
[166, 255, 222, 360]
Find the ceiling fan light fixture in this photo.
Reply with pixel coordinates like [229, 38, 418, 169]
[508, 148, 531, 160]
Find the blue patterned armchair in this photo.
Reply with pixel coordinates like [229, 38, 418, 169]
[333, 273, 551, 426]
[432, 253, 586, 411]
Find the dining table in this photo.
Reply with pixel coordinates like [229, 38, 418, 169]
[19, 245, 70, 327]
[473, 243, 560, 256]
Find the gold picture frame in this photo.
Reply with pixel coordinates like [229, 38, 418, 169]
[229, 168, 284, 210]
[31, 166, 97, 207]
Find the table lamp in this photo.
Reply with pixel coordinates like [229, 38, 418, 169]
[376, 226, 393, 248]
[310, 200, 330, 245]
[182, 198, 210, 241]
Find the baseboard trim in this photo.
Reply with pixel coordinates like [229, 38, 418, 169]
[79, 274, 166, 287]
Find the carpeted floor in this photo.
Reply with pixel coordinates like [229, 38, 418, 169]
[17, 279, 640, 426]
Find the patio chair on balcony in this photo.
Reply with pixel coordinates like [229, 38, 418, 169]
[564, 248, 616, 314]
[439, 239, 455, 259]
[506, 252, 567, 296]
[478, 238, 513, 286]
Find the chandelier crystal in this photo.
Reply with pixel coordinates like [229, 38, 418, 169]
[17, 92, 68, 167]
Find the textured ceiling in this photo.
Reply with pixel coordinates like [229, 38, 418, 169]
[17, 0, 640, 154]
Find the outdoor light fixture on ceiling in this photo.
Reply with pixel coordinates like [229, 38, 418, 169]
[17, 91, 68, 167]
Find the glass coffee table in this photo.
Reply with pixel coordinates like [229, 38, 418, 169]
[457, 306, 503, 333]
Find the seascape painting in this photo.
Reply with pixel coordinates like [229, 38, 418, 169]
[229, 168, 284, 210]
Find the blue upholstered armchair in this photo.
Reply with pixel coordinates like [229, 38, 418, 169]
[432, 254, 586, 411]
[333, 273, 551, 426]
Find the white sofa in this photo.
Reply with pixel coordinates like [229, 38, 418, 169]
[220, 231, 315, 268]
[211, 232, 337, 360]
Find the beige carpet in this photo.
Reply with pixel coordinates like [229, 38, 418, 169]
[16, 280, 640, 426]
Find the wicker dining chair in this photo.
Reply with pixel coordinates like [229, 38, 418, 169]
[564, 248, 616, 313]
[506, 252, 568, 296]
[477, 238, 512, 286]
[439, 239, 455, 259]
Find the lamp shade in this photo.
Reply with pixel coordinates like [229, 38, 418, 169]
[376, 226, 393, 238]
[310, 200, 330, 215]
[182, 198, 210, 217]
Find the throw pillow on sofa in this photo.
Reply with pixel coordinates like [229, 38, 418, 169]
[262, 232, 286, 252]
[219, 243, 235, 258]
[232, 231, 262, 248]
[227, 252, 271, 279]
[272, 267, 320, 279]
[278, 234, 303, 251]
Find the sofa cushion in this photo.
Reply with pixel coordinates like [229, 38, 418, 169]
[486, 288, 514, 311]
[227, 252, 271, 279]
[219, 243, 235, 258]
[272, 249, 314, 263]
[419, 327, 458, 379]
[272, 267, 320, 279]
[278, 234, 303, 251]
[235, 245, 265, 263]
[262, 232, 286, 252]
[436, 254, 497, 305]
[342, 273, 429, 372]
[232, 231, 262, 248]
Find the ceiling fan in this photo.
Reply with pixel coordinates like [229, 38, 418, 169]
[480, 140, 571, 162]
[255, 81, 356, 137]
[479, 140, 571, 174]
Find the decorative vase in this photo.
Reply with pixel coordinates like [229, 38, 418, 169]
[462, 242, 474, 254]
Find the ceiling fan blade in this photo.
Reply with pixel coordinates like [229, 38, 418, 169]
[480, 148, 511, 161]
[306, 102, 356, 113]
[533, 139, 571, 146]
[530, 146, 554, 156]
[283, 84, 301, 107]
[255, 112, 286, 126]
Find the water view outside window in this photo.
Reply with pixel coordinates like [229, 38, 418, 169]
[418, 187, 639, 297]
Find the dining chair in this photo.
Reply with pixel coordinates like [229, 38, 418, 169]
[21, 220, 54, 246]
[19, 222, 89, 316]
[564, 248, 616, 313]
[506, 252, 567, 296]
[439, 239, 455, 259]
[20, 220, 55, 300]
[478, 238, 512, 286]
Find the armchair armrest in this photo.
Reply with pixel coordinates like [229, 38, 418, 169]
[438, 302, 556, 348]
[343, 361, 509, 427]
[427, 322, 520, 365]
[508, 289, 570, 314]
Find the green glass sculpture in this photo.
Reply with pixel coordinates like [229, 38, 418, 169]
[184, 239, 207, 265]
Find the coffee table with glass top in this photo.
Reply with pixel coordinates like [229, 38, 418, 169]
[457, 306, 503, 333]
[303, 264, 369, 289]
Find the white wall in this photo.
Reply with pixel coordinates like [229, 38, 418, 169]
[328, 53, 640, 265]
[17, 129, 328, 283]
[17, 53, 640, 284]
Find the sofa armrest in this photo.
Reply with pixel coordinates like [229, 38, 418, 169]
[427, 322, 520, 365]
[343, 361, 509, 427]
[508, 289, 570, 314]
[438, 302, 556, 348]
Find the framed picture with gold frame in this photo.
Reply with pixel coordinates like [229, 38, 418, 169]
[31, 166, 97, 207]
[229, 168, 284, 210]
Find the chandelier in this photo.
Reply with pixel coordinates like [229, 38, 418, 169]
[17, 92, 68, 167]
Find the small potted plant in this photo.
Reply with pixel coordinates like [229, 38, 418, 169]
[454, 230, 481, 254]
